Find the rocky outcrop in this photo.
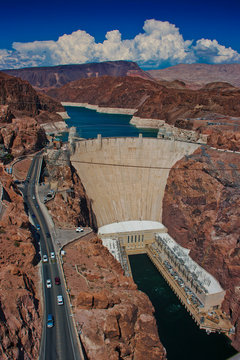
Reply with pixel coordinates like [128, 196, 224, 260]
[0, 71, 65, 158]
[44, 154, 96, 229]
[162, 147, 240, 350]
[0, 71, 63, 119]
[147, 63, 240, 89]
[63, 233, 166, 360]
[3, 61, 151, 91]
[0, 165, 41, 359]
[0, 117, 47, 157]
[47, 76, 159, 110]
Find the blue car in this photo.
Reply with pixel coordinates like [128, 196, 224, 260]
[47, 314, 54, 328]
[36, 224, 40, 231]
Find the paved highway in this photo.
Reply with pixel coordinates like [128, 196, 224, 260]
[23, 153, 82, 360]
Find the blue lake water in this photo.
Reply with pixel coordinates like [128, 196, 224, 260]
[62, 105, 237, 360]
[63, 106, 158, 139]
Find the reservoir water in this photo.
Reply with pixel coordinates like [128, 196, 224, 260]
[129, 254, 237, 360]
[64, 106, 158, 139]
[64, 105, 237, 360]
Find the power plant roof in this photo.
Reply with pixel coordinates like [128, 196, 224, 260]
[99, 220, 165, 235]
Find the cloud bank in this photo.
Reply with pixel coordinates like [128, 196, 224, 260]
[1, 19, 240, 69]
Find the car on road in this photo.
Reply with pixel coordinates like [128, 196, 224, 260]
[47, 314, 54, 328]
[55, 276, 61, 285]
[50, 252, 55, 259]
[57, 295, 63, 305]
[76, 227, 84, 232]
[31, 213, 36, 218]
[46, 232, 51, 238]
[32, 195, 35, 200]
[42, 254, 48, 263]
[46, 279, 52, 288]
[36, 224, 40, 231]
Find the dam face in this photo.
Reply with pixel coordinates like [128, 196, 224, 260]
[71, 137, 200, 227]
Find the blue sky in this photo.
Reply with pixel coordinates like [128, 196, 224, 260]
[0, 0, 239, 69]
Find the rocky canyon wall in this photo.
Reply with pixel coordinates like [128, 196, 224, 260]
[0, 166, 41, 359]
[0, 71, 65, 158]
[43, 152, 96, 229]
[162, 147, 240, 350]
[63, 233, 166, 360]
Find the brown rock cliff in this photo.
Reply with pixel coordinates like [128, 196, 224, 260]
[63, 233, 166, 360]
[162, 147, 240, 350]
[44, 158, 96, 229]
[0, 71, 64, 158]
[0, 165, 41, 359]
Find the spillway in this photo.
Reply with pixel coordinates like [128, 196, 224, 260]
[70, 136, 200, 227]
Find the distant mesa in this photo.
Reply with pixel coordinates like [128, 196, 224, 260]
[2, 60, 153, 92]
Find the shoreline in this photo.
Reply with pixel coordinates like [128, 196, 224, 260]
[130, 116, 165, 129]
[61, 101, 162, 132]
[40, 120, 68, 134]
[61, 102, 137, 115]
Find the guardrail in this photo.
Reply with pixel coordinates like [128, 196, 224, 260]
[0, 181, 3, 215]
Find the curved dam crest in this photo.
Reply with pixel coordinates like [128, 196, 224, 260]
[70, 137, 200, 227]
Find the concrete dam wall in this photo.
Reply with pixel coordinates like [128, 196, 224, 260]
[71, 137, 200, 227]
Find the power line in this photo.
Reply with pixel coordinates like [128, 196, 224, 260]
[68, 158, 240, 171]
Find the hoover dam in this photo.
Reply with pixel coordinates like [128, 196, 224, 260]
[70, 135, 200, 227]
[70, 135, 235, 337]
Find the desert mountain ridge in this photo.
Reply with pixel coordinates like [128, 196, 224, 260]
[2, 60, 153, 92]
[147, 63, 240, 89]
[3, 61, 240, 91]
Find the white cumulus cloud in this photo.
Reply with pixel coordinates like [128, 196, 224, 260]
[0, 19, 240, 69]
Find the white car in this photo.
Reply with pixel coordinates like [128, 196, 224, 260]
[42, 254, 48, 263]
[50, 252, 55, 259]
[57, 295, 64, 305]
[46, 279, 52, 288]
[76, 227, 84, 233]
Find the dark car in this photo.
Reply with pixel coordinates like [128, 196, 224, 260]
[55, 277, 61, 285]
[47, 314, 54, 328]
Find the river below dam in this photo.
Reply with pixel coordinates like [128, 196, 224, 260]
[64, 105, 237, 360]
[129, 254, 236, 360]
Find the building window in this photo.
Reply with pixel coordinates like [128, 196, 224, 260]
[131, 236, 133, 243]
[127, 236, 130, 243]
[142, 235, 144, 242]
[138, 235, 140, 242]
[135, 235, 137, 242]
